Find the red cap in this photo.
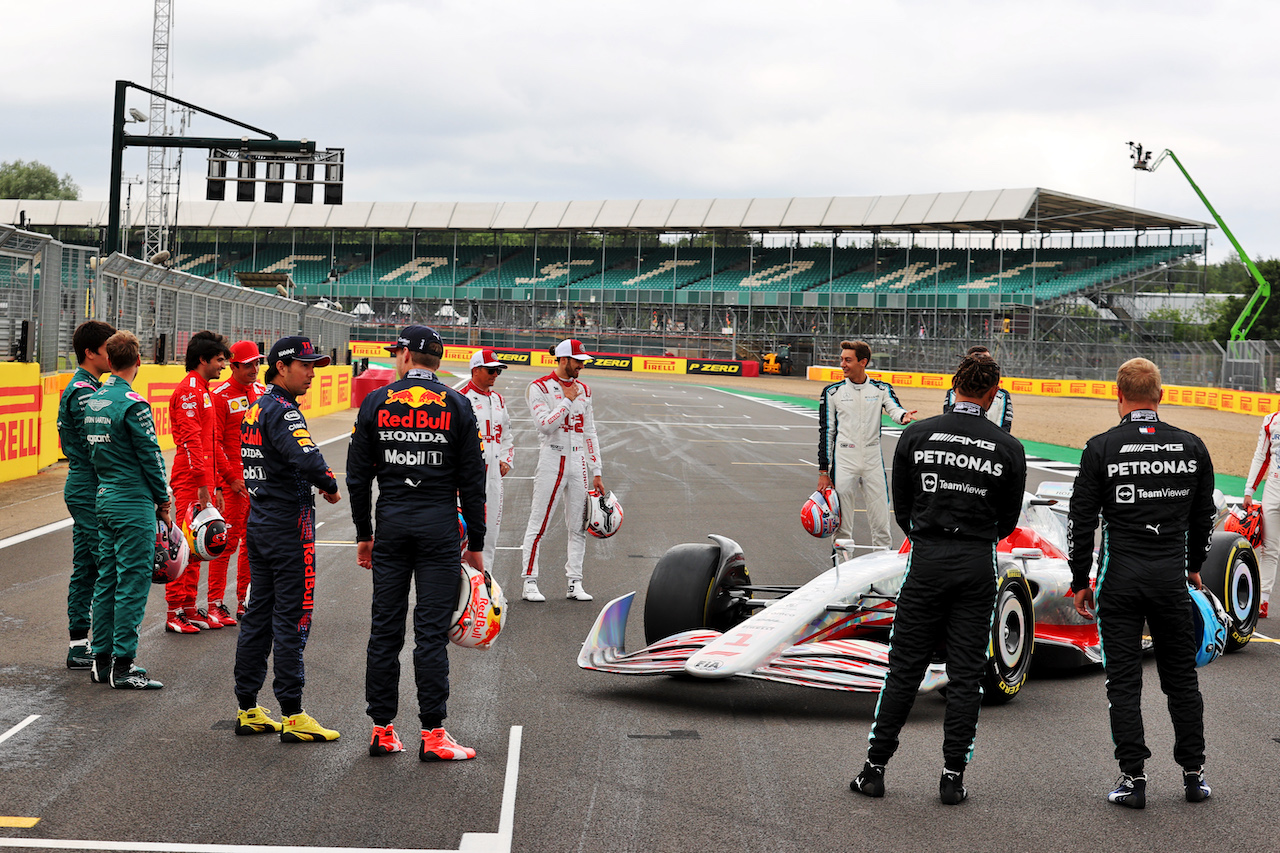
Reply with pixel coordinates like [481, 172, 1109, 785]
[469, 349, 504, 370]
[229, 340, 262, 364]
[552, 339, 593, 362]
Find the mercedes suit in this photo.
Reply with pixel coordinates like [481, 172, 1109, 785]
[866, 401, 1026, 772]
[1067, 408, 1215, 776]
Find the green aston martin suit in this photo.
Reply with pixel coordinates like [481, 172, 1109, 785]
[85, 374, 170, 661]
[56, 367, 102, 640]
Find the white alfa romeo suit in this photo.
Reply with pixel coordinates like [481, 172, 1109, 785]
[1245, 411, 1280, 605]
[520, 373, 602, 582]
[818, 378, 911, 548]
[455, 379, 514, 573]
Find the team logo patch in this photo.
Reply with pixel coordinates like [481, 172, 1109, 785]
[1116, 483, 1135, 504]
[922, 472, 938, 492]
[385, 386, 447, 408]
[1139, 426, 1155, 434]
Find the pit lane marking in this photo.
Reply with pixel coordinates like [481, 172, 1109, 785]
[0, 726, 523, 853]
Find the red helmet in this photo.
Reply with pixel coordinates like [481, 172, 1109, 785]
[153, 519, 189, 584]
[801, 488, 841, 537]
[1226, 505, 1264, 548]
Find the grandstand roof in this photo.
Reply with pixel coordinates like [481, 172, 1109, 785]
[1, 188, 1211, 235]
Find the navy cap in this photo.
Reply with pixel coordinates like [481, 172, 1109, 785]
[267, 335, 331, 367]
[385, 325, 444, 356]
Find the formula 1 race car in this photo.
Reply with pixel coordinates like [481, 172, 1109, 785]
[578, 487, 1261, 703]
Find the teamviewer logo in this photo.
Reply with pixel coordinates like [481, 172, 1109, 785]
[1116, 483, 1135, 504]
[922, 473, 938, 493]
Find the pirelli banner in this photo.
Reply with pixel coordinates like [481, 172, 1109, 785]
[434, 345, 752, 377]
[806, 364, 1280, 415]
[0, 363, 45, 482]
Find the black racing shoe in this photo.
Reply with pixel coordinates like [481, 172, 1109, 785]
[939, 769, 968, 805]
[850, 761, 885, 798]
[1183, 766, 1211, 802]
[109, 658, 163, 690]
[1108, 773, 1147, 809]
[67, 641, 94, 669]
[90, 654, 113, 684]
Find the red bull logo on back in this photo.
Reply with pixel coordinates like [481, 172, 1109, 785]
[384, 386, 447, 408]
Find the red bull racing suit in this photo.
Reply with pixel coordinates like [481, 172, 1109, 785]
[209, 376, 265, 610]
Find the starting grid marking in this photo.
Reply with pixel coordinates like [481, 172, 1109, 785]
[0, 727, 523, 853]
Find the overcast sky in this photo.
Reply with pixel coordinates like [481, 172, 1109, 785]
[3, 0, 1276, 262]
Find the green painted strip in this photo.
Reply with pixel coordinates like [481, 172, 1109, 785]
[707, 385, 1249, 496]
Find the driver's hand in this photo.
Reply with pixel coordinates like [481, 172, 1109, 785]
[1073, 587, 1096, 620]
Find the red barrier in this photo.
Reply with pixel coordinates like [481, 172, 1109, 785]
[351, 367, 396, 408]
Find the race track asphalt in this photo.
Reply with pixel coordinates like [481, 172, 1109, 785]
[1, 366, 1277, 853]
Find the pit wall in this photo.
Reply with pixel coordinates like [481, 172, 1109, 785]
[807, 366, 1280, 416]
[349, 341, 757, 377]
[0, 363, 350, 484]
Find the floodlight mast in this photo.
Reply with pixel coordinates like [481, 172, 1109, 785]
[1128, 142, 1269, 341]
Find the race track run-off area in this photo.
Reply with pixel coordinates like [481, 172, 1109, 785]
[1, 367, 1278, 853]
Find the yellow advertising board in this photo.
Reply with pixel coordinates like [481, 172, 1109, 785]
[0, 364, 45, 482]
[633, 356, 687, 375]
[807, 364, 1280, 416]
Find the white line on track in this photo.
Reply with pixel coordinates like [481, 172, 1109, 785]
[0, 726, 523, 853]
[0, 715, 39, 745]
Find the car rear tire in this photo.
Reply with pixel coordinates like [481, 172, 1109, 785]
[981, 574, 1035, 705]
[1199, 532, 1259, 652]
[643, 542, 752, 645]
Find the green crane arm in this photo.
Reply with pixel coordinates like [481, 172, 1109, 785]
[1156, 150, 1269, 341]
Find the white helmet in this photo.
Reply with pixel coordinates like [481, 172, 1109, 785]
[153, 519, 189, 584]
[584, 488, 624, 539]
[449, 565, 505, 650]
[183, 503, 229, 561]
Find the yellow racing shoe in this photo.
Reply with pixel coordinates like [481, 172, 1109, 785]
[235, 706, 284, 736]
[280, 711, 341, 743]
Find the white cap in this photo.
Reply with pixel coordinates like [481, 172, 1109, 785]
[469, 348, 504, 370]
[553, 339, 593, 362]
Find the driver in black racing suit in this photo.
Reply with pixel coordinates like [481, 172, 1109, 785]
[1067, 357, 1216, 809]
[851, 351, 1026, 805]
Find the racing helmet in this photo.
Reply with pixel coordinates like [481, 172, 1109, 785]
[458, 510, 468, 553]
[1188, 586, 1229, 668]
[1225, 505, 1264, 549]
[584, 488, 624, 539]
[183, 503, 229, 561]
[153, 519, 189, 584]
[449, 565, 505, 650]
[801, 488, 841, 537]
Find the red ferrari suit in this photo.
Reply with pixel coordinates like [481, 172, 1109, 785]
[166, 371, 229, 611]
[208, 376, 265, 609]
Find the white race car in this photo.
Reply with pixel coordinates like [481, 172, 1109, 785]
[578, 488, 1260, 702]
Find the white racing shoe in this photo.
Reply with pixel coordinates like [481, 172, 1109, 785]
[567, 580, 594, 601]
[522, 579, 546, 603]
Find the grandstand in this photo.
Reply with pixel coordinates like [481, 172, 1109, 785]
[5, 188, 1216, 379]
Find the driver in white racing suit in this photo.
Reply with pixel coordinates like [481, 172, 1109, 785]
[1244, 410, 1279, 618]
[456, 348, 514, 575]
[817, 340, 915, 549]
[520, 339, 605, 603]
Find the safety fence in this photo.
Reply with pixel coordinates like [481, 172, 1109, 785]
[0, 224, 98, 373]
[349, 341, 755, 377]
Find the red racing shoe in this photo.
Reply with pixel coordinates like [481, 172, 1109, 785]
[369, 724, 405, 756]
[188, 607, 224, 630]
[210, 601, 238, 627]
[420, 728, 475, 761]
[165, 610, 200, 633]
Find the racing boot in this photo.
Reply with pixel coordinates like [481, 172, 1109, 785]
[236, 706, 284, 736]
[165, 609, 200, 633]
[1183, 766, 1211, 802]
[850, 761, 885, 798]
[280, 711, 340, 743]
[522, 579, 546, 603]
[370, 723, 405, 756]
[189, 606, 223, 630]
[939, 768, 968, 805]
[90, 653, 113, 685]
[567, 579, 594, 601]
[210, 601, 238, 627]
[109, 657, 163, 690]
[420, 728, 476, 761]
[1108, 772, 1147, 809]
[67, 639, 94, 669]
